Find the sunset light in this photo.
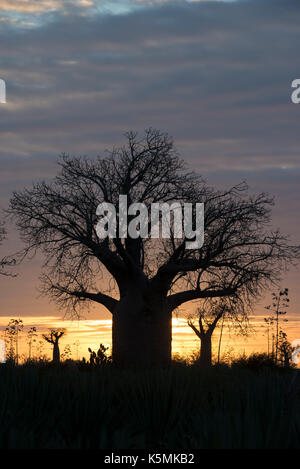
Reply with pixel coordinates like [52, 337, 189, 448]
[1, 0, 300, 454]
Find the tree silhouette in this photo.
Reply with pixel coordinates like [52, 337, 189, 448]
[263, 316, 274, 358]
[5, 319, 23, 364]
[88, 344, 111, 365]
[61, 344, 72, 361]
[278, 330, 292, 368]
[265, 288, 289, 363]
[8, 129, 300, 367]
[42, 329, 65, 363]
[73, 340, 80, 360]
[187, 297, 246, 366]
[27, 326, 37, 360]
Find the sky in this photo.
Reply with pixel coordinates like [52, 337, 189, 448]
[0, 0, 300, 358]
[1, 314, 296, 362]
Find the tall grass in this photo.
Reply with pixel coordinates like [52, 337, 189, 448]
[0, 362, 299, 449]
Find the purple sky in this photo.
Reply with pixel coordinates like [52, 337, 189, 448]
[0, 0, 300, 321]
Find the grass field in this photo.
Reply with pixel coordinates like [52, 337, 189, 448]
[0, 360, 299, 449]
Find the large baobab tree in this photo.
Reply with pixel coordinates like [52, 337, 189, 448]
[7, 129, 300, 367]
[42, 329, 66, 363]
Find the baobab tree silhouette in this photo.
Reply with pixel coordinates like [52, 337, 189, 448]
[42, 329, 66, 363]
[187, 296, 247, 367]
[8, 129, 300, 367]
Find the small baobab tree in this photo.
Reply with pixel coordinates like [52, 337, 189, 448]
[188, 297, 247, 367]
[42, 329, 66, 363]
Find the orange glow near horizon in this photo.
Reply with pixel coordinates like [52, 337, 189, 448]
[1, 314, 300, 363]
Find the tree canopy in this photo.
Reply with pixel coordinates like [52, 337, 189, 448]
[8, 129, 300, 318]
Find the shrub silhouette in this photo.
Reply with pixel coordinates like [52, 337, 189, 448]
[232, 353, 282, 371]
[87, 343, 112, 365]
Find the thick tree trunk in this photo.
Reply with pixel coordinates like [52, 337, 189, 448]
[53, 341, 60, 363]
[112, 292, 172, 368]
[199, 333, 212, 367]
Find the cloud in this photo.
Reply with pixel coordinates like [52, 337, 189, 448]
[0, 1, 299, 170]
[0, 0, 300, 315]
[0, 0, 60, 12]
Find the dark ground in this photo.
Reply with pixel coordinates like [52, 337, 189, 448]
[0, 359, 299, 449]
